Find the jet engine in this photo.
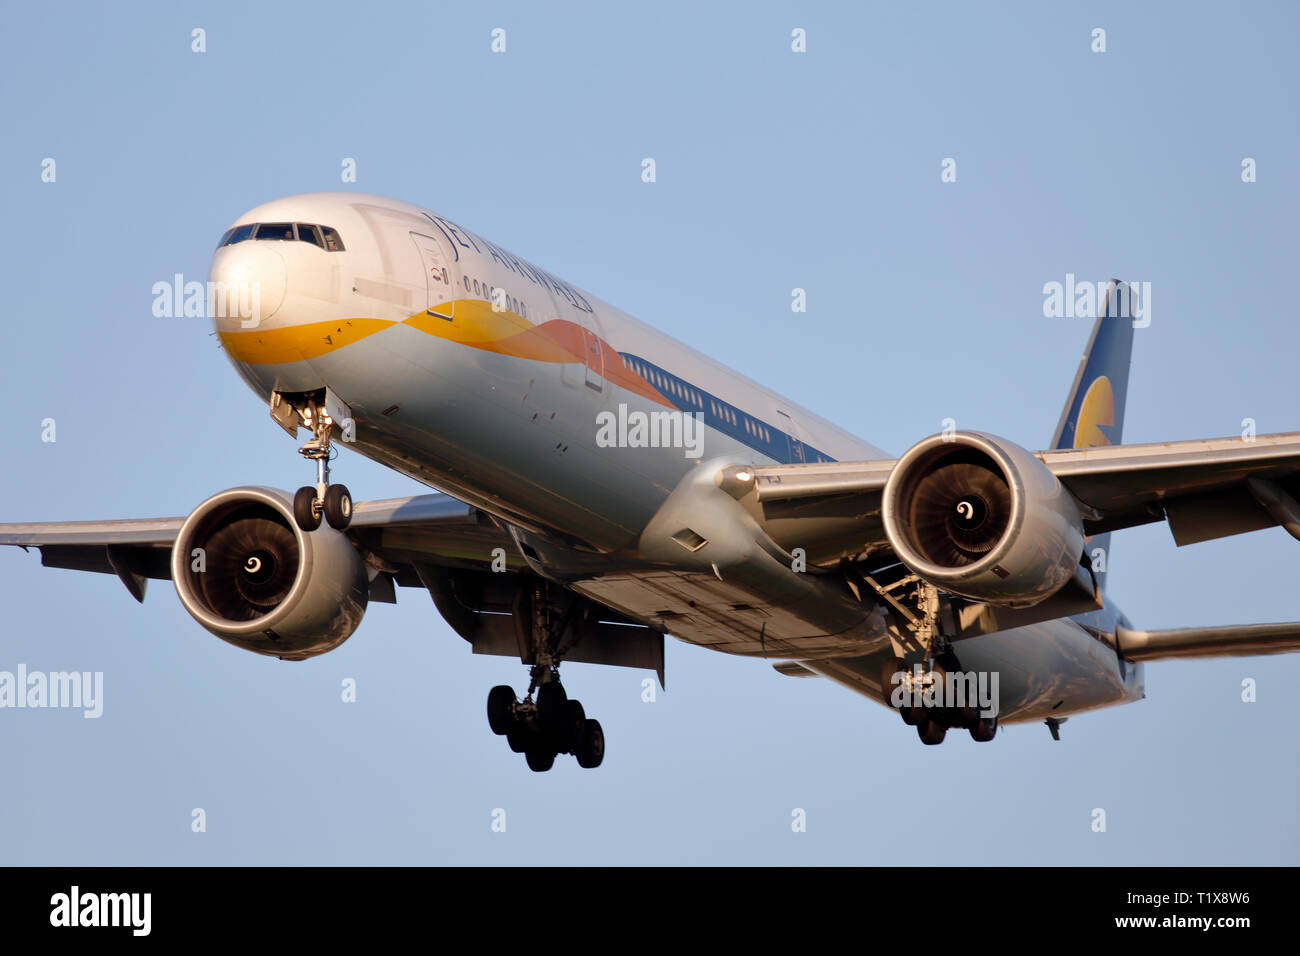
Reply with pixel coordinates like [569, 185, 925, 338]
[881, 432, 1086, 607]
[171, 486, 369, 660]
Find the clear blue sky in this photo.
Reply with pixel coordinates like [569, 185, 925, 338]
[1, 1, 1297, 864]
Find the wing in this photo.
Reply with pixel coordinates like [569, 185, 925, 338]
[746, 430, 1300, 545]
[742, 432, 1300, 664]
[0, 492, 664, 675]
[0, 493, 517, 603]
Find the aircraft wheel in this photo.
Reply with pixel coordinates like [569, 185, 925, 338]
[923, 662, 955, 726]
[916, 717, 947, 746]
[970, 714, 998, 742]
[506, 726, 531, 754]
[323, 484, 353, 530]
[293, 486, 321, 531]
[487, 685, 515, 735]
[557, 698, 586, 753]
[525, 748, 556, 772]
[576, 718, 605, 769]
[536, 681, 568, 736]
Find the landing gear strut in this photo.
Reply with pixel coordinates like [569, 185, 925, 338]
[486, 583, 606, 772]
[292, 401, 351, 532]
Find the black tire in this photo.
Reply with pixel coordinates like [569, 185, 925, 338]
[293, 486, 321, 532]
[525, 748, 556, 772]
[922, 661, 949, 725]
[323, 484, 353, 530]
[576, 718, 605, 769]
[506, 726, 530, 754]
[970, 714, 998, 742]
[536, 681, 567, 736]
[557, 698, 586, 753]
[487, 685, 515, 735]
[917, 717, 947, 746]
[937, 655, 979, 727]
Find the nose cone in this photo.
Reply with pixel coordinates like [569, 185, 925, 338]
[208, 242, 286, 331]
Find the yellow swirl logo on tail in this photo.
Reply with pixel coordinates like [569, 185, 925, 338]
[1074, 375, 1115, 448]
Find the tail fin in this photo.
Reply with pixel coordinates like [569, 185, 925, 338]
[1050, 279, 1137, 584]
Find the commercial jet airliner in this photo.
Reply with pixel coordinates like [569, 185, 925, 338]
[5, 192, 1300, 770]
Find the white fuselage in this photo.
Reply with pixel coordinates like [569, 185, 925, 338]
[209, 192, 1145, 725]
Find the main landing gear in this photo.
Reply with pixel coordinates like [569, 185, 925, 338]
[487, 675, 605, 772]
[291, 401, 352, 532]
[486, 582, 605, 772]
[851, 567, 998, 747]
[880, 655, 999, 746]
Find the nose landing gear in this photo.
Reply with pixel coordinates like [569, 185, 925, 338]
[291, 401, 352, 532]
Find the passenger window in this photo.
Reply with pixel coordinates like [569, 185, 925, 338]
[255, 222, 294, 241]
[320, 226, 345, 251]
[295, 224, 324, 248]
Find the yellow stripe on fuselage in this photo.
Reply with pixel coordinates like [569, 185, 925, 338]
[217, 298, 671, 407]
[219, 317, 396, 365]
[219, 299, 574, 367]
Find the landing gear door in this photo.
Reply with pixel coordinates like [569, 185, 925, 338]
[411, 233, 453, 320]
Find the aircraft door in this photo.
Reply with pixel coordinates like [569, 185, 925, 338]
[411, 233, 454, 320]
[777, 409, 807, 463]
[582, 326, 604, 391]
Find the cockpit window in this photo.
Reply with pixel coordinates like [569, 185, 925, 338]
[254, 222, 294, 241]
[219, 222, 342, 251]
[320, 226, 345, 251]
[220, 223, 255, 247]
[295, 223, 324, 248]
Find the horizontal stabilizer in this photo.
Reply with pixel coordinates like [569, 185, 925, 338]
[1116, 621, 1300, 661]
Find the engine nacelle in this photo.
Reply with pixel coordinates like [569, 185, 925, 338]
[171, 486, 369, 660]
[881, 432, 1085, 607]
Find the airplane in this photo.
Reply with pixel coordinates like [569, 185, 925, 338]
[5, 191, 1300, 770]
